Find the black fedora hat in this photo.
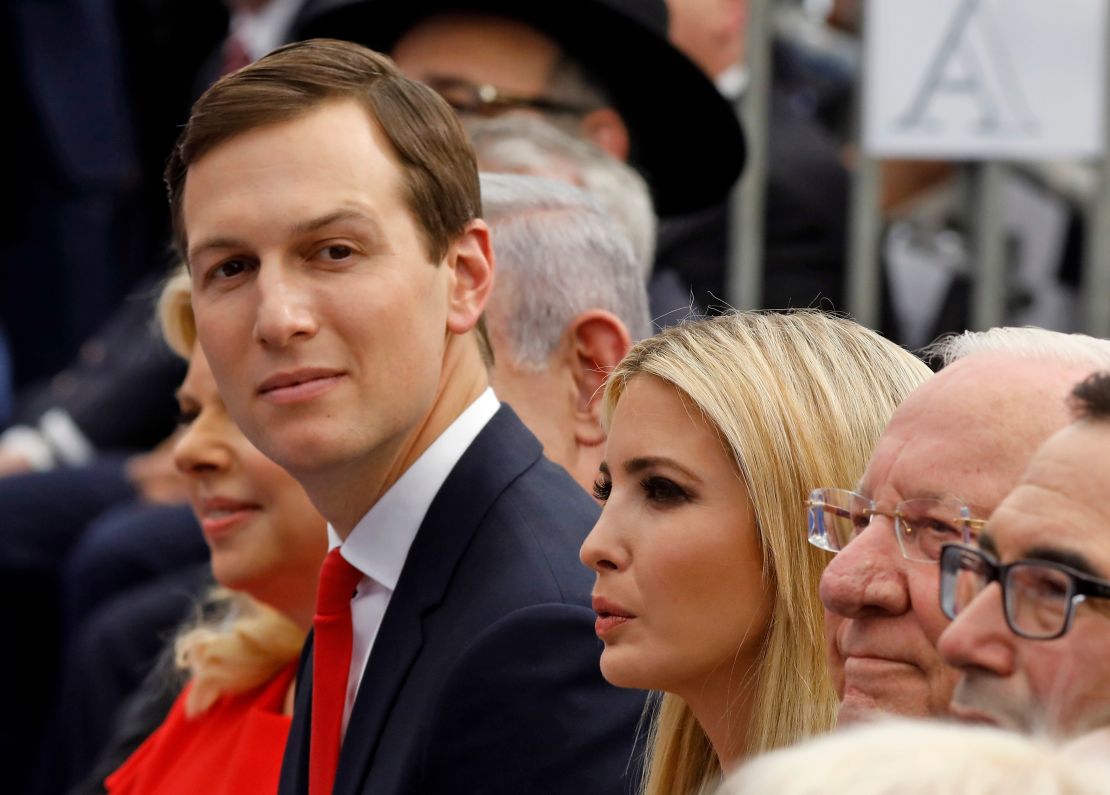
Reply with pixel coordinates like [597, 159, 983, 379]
[294, 0, 745, 217]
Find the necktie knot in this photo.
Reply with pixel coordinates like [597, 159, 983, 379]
[220, 33, 252, 76]
[316, 548, 361, 617]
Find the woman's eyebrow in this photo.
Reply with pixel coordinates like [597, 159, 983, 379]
[622, 456, 702, 483]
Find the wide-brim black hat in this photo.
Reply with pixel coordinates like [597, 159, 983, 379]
[294, 0, 746, 217]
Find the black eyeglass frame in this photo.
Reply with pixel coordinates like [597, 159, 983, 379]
[939, 542, 1110, 640]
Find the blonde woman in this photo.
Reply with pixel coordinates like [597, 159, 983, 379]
[580, 311, 932, 795]
[103, 269, 326, 794]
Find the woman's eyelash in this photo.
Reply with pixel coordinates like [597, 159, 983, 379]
[592, 477, 612, 502]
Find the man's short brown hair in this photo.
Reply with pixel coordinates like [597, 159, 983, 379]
[165, 38, 481, 263]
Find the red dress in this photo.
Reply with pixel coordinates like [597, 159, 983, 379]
[105, 663, 297, 795]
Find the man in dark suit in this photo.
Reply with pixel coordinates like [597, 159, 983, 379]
[169, 38, 644, 795]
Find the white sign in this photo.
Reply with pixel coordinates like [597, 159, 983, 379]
[863, 0, 1108, 159]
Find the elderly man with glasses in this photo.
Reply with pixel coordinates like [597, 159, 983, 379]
[936, 372, 1110, 737]
[809, 328, 1110, 726]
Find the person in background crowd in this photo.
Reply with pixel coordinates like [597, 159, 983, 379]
[103, 268, 326, 795]
[293, 0, 748, 318]
[4, 6, 316, 786]
[479, 173, 651, 490]
[662, 0, 851, 312]
[470, 115, 692, 324]
[816, 328, 1110, 725]
[170, 39, 645, 794]
[0, 325, 12, 427]
[938, 371, 1110, 739]
[469, 115, 657, 281]
[719, 718, 1110, 795]
[581, 311, 931, 794]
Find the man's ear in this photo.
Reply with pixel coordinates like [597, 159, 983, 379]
[444, 219, 495, 336]
[579, 108, 631, 162]
[561, 310, 633, 444]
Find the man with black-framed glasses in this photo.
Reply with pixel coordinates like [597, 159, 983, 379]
[817, 328, 1110, 727]
[938, 372, 1110, 738]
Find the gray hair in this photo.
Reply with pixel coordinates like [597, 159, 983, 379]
[480, 172, 652, 371]
[923, 327, 1110, 369]
[721, 718, 1110, 795]
[467, 114, 656, 276]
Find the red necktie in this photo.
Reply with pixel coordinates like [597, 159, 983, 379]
[309, 549, 363, 795]
[220, 34, 252, 76]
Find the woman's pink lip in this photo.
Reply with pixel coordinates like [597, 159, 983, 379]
[592, 595, 636, 618]
[200, 508, 259, 540]
[591, 595, 637, 639]
[594, 614, 635, 639]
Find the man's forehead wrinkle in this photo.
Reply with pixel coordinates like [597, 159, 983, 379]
[988, 492, 1054, 547]
[867, 395, 997, 502]
[1006, 440, 1110, 552]
[943, 353, 1094, 432]
[864, 353, 1089, 512]
[991, 481, 1110, 573]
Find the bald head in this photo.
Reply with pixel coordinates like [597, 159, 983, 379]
[820, 350, 1102, 725]
[882, 354, 1095, 514]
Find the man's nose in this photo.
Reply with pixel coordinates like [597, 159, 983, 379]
[253, 264, 319, 348]
[937, 582, 1016, 676]
[819, 515, 911, 618]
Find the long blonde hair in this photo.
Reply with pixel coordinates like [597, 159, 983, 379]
[173, 588, 305, 716]
[159, 266, 307, 716]
[601, 311, 933, 795]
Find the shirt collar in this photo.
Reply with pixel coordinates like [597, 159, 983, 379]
[715, 63, 749, 102]
[228, 0, 305, 62]
[327, 388, 500, 590]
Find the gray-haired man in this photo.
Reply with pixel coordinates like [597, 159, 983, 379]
[811, 328, 1110, 725]
[938, 371, 1110, 738]
[481, 172, 651, 490]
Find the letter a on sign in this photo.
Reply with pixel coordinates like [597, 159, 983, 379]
[864, 0, 1107, 159]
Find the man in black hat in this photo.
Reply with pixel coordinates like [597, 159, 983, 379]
[293, 0, 759, 314]
[295, 0, 856, 315]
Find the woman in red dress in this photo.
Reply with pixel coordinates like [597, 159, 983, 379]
[104, 268, 327, 794]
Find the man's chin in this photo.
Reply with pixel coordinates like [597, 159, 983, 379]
[836, 694, 887, 727]
[837, 688, 938, 727]
[949, 678, 1034, 733]
[948, 702, 1006, 728]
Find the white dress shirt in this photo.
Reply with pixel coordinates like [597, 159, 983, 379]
[326, 388, 500, 732]
[715, 62, 749, 102]
[227, 0, 305, 62]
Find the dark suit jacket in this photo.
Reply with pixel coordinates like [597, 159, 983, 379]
[655, 85, 850, 315]
[279, 406, 646, 795]
[11, 273, 185, 452]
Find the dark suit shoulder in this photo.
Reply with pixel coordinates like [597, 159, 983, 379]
[480, 452, 601, 599]
[419, 603, 645, 795]
[416, 405, 600, 610]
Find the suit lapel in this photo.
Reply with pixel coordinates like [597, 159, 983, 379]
[278, 634, 315, 795]
[332, 406, 543, 795]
